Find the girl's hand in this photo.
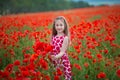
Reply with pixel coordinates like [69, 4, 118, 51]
[51, 55, 57, 60]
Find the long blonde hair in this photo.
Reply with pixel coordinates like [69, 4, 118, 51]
[50, 16, 71, 45]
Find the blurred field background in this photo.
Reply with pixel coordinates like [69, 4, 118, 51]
[0, 0, 120, 80]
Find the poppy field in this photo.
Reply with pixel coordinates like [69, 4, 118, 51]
[0, 5, 120, 80]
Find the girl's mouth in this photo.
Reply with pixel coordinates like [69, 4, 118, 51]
[57, 29, 62, 30]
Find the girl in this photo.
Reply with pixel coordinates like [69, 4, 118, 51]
[50, 16, 72, 80]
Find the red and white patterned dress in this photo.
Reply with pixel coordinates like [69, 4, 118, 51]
[50, 35, 72, 80]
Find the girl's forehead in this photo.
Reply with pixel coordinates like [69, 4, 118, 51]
[55, 19, 64, 23]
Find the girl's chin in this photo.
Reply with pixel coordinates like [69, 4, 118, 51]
[57, 32, 64, 34]
[57, 30, 63, 33]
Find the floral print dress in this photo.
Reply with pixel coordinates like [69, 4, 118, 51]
[51, 35, 72, 80]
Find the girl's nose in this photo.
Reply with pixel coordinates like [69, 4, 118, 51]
[57, 26, 61, 28]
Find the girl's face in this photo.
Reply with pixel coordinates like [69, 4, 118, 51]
[55, 19, 65, 34]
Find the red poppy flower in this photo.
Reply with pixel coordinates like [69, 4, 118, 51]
[97, 72, 106, 78]
[74, 63, 82, 70]
[24, 54, 31, 58]
[104, 49, 108, 54]
[84, 62, 89, 68]
[38, 58, 48, 70]
[54, 75, 60, 80]
[93, 59, 97, 63]
[21, 70, 29, 77]
[116, 69, 120, 77]
[96, 53, 102, 59]
[33, 40, 53, 56]
[85, 74, 89, 79]
[56, 68, 63, 76]
[88, 55, 93, 59]
[15, 71, 22, 78]
[5, 64, 13, 73]
[14, 60, 20, 66]
[23, 59, 29, 63]
[1, 71, 9, 78]
[45, 75, 51, 80]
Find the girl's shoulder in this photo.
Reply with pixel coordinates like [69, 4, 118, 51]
[52, 34, 68, 40]
[64, 36, 69, 41]
[54, 34, 65, 38]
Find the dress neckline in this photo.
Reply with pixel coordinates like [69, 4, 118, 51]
[55, 34, 65, 38]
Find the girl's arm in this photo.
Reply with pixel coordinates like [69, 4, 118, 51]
[55, 36, 69, 59]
